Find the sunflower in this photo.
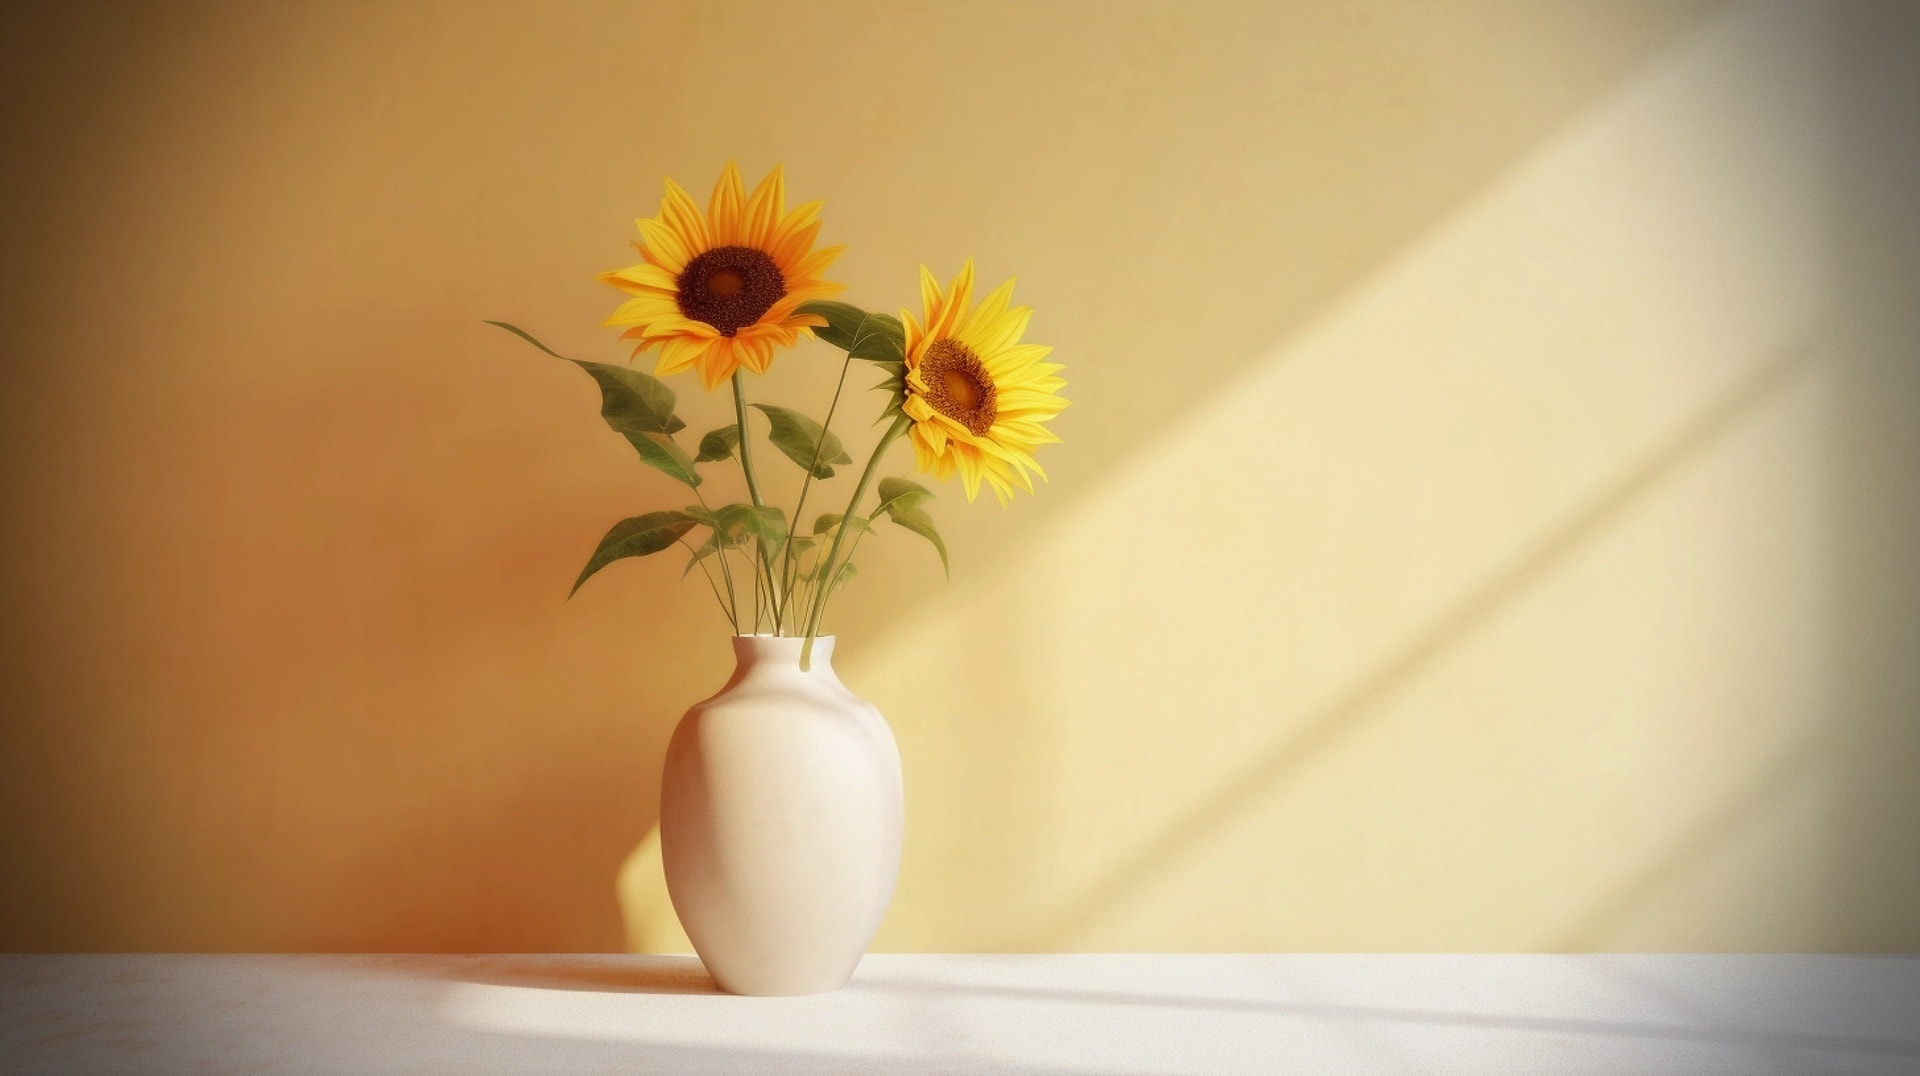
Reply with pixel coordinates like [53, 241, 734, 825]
[599, 163, 845, 390]
[900, 260, 1067, 504]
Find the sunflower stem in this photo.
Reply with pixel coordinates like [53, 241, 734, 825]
[781, 348, 856, 621]
[691, 486, 741, 630]
[801, 412, 911, 670]
[677, 537, 737, 634]
[730, 371, 784, 629]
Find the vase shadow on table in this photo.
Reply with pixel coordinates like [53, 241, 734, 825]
[444, 954, 719, 995]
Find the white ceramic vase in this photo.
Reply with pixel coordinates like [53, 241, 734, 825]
[659, 635, 903, 996]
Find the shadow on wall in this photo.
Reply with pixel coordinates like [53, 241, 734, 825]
[12, 0, 1917, 955]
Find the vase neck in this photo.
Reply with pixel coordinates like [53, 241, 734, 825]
[731, 634, 835, 673]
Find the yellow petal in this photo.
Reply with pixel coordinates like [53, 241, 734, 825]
[743, 165, 786, 249]
[958, 278, 1016, 346]
[636, 217, 691, 274]
[659, 177, 709, 254]
[930, 259, 975, 340]
[656, 335, 707, 376]
[917, 266, 943, 327]
[696, 340, 738, 390]
[708, 162, 745, 247]
[786, 244, 845, 285]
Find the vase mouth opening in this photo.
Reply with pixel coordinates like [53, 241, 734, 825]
[729, 634, 836, 664]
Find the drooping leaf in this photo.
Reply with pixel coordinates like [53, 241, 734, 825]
[874, 476, 934, 518]
[485, 322, 687, 437]
[695, 424, 740, 462]
[484, 320, 572, 361]
[574, 360, 687, 436]
[628, 430, 703, 488]
[827, 560, 858, 595]
[888, 505, 948, 577]
[750, 403, 852, 478]
[786, 535, 816, 556]
[572, 510, 698, 596]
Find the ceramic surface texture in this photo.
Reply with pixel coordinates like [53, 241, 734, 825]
[659, 635, 903, 996]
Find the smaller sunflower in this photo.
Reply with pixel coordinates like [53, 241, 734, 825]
[900, 260, 1067, 504]
[599, 163, 845, 390]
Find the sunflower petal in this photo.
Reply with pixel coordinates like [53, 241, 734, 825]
[636, 217, 691, 274]
[696, 341, 738, 391]
[709, 162, 745, 247]
[659, 177, 709, 254]
[743, 165, 786, 249]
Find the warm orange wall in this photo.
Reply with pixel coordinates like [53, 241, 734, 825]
[3, 0, 1917, 952]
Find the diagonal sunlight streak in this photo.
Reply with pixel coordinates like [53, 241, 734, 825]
[1026, 340, 1828, 950]
[839, 0, 1844, 951]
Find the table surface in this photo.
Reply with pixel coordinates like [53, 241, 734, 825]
[4, 954, 1919, 1074]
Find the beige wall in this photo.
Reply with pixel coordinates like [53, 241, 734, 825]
[3, 0, 1917, 952]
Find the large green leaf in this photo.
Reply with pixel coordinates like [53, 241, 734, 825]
[485, 321, 686, 436]
[848, 314, 905, 363]
[750, 403, 852, 478]
[572, 510, 698, 596]
[888, 505, 948, 577]
[794, 302, 904, 363]
[574, 360, 687, 436]
[695, 424, 740, 462]
[794, 300, 868, 350]
[629, 430, 703, 488]
[874, 476, 933, 518]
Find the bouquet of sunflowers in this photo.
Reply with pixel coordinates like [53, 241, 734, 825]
[490, 164, 1068, 667]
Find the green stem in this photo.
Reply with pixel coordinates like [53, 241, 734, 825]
[781, 350, 856, 623]
[690, 486, 740, 630]
[801, 412, 910, 670]
[730, 371, 783, 628]
[677, 537, 737, 634]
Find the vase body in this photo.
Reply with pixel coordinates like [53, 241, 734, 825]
[659, 635, 903, 996]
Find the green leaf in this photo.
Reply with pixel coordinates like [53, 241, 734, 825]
[794, 300, 868, 350]
[813, 513, 871, 536]
[695, 424, 740, 462]
[874, 476, 934, 518]
[485, 322, 688, 437]
[794, 302, 905, 363]
[888, 505, 948, 577]
[629, 430, 703, 488]
[868, 361, 908, 420]
[739, 504, 788, 550]
[574, 360, 687, 436]
[827, 560, 858, 595]
[786, 535, 816, 556]
[751, 403, 852, 478]
[572, 510, 698, 596]
[848, 314, 906, 363]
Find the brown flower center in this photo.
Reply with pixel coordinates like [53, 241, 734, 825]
[676, 246, 785, 336]
[919, 339, 997, 435]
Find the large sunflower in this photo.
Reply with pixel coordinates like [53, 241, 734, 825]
[599, 163, 845, 390]
[900, 260, 1067, 504]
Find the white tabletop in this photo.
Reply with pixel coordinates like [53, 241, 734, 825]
[4, 954, 1918, 1074]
